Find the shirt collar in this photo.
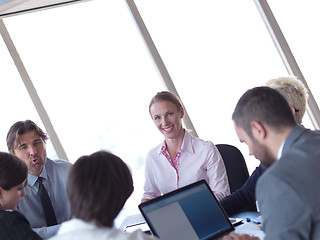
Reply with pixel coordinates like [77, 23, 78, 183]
[182, 130, 194, 154]
[158, 129, 194, 154]
[27, 159, 48, 187]
[277, 141, 285, 160]
[282, 125, 306, 154]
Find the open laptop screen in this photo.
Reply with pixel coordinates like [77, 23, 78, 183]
[139, 180, 234, 240]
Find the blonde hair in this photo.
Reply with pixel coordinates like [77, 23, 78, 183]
[149, 91, 183, 116]
[264, 76, 308, 124]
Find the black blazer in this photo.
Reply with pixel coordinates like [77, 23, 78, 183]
[0, 210, 42, 240]
[220, 164, 265, 216]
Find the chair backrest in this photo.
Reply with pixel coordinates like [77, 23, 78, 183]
[216, 144, 257, 213]
[216, 144, 249, 193]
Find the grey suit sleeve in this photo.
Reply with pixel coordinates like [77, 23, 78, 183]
[257, 174, 312, 240]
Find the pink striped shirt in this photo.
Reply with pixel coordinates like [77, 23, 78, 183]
[143, 130, 230, 201]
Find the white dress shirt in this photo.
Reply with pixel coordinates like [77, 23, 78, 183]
[143, 130, 230, 201]
[49, 218, 158, 240]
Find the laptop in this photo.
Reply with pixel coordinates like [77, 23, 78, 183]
[138, 180, 235, 240]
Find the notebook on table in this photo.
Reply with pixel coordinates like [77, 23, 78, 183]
[138, 180, 235, 240]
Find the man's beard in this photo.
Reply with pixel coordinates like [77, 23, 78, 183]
[260, 155, 275, 169]
[254, 140, 276, 169]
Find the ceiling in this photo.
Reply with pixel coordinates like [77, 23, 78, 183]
[0, 0, 89, 18]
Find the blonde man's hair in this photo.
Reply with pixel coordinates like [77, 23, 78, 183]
[264, 76, 308, 124]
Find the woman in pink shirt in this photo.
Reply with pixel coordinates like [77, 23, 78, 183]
[142, 91, 230, 202]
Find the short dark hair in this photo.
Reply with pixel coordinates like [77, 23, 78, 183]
[149, 91, 183, 116]
[0, 152, 28, 190]
[6, 120, 48, 154]
[232, 87, 297, 135]
[67, 151, 134, 227]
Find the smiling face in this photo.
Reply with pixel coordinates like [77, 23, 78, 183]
[13, 130, 47, 176]
[150, 100, 184, 141]
[0, 180, 26, 210]
[234, 122, 276, 168]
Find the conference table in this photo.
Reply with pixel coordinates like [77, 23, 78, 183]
[115, 208, 265, 239]
[232, 211, 264, 239]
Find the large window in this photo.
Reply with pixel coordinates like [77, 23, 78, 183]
[0, 34, 52, 154]
[134, 0, 288, 172]
[267, 0, 320, 115]
[2, 0, 165, 206]
[1, 0, 319, 207]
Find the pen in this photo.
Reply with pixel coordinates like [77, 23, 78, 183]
[253, 219, 261, 225]
[245, 218, 261, 225]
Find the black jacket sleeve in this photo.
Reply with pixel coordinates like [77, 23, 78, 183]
[220, 164, 265, 216]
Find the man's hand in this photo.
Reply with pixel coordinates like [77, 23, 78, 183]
[223, 232, 260, 240]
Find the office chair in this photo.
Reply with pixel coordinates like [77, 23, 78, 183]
[216, 144, 257, 213]
[216, 144, 249, 193]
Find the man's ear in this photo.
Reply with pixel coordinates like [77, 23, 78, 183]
[0, 187, 3, 200]
[0, 187, 4, 209]
[251, 121, 267, 140]
[290, 106, 296, 117]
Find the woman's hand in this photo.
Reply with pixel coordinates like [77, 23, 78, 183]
[141, 198, 151, 203]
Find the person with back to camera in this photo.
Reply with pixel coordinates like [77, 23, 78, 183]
[6, 120, 72, 239]
[223, 86, 320, 240]
[142, 91, 230, 202]
[220, 76, 309, 216]
[0, 151, 42, 240]
[49, 150, 158, 240]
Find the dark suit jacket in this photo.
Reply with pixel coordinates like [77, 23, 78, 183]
[0, 210, 42, 240]
[220, 164, 264, 216]
[257, 125, 320, 240]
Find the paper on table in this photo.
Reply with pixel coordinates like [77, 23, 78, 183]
[119, 213, 146, 231]
[235, 221, 265, 240]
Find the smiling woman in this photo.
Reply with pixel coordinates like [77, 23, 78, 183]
[142, 91, 230, 202]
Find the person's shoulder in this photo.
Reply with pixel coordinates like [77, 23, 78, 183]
[256, 165, 283, 201]
[147, 142, 163, 157]
[0, 210, 14, 224]
[46, 158, 72, 167]
[45, 158, 72, 175]
[11, 210, 29, 221]
[257, 160, 280, 184]
[0, 210, 21, 218]
[189, 134, 215, 151]
[0, 211, 41, 240]
[186, 131, 210, 145]
[0, 210, 29, 227]
[257, 158, 296, 192]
